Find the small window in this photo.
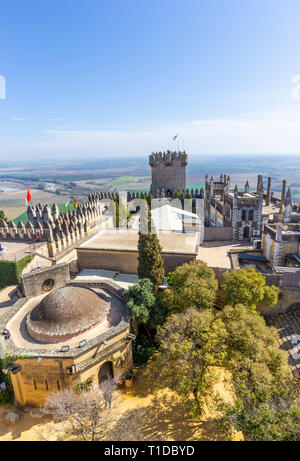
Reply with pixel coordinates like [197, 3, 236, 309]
[249, 210, 254, 221]
[33, 379, 37, 390]
[42, 279, 55, 292]
[242, 210, 247, 221]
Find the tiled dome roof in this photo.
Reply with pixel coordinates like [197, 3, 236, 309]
[26, 286, 106, 343]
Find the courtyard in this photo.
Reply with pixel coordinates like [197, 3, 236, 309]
[0, 369, 243, 441]
[197, 240, 252, 269]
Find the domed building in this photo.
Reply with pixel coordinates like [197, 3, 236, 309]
[26, 286, 108, 343]
[0, 264, 134, 407]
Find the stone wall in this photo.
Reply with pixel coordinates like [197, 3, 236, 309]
[77, 248, 197, 275]
[21, 262, 70, 297]
[204, 227, 232, 241]
[260, 288, 300, 314]
[10, 329, 133, 406]
[11, 357, 74, 407]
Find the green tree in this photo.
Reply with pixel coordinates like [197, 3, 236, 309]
[114, 195, 129, 228]
[216, 380, 300, 441]
[214, 304, 299, 441]
[0, 210, 8, 223]
[137, 206, 164, 291]
[220, 266, 279, 312]
[124, 278, 166, 337]
[161, 260, 218, 314]
[146, 192, 153, 208]
[146, 308, 228, 416]
[217, 304, 290, 389]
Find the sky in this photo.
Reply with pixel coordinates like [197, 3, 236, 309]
[0, 0, 300, 161]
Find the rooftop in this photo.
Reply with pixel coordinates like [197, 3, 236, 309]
[26, 286, 107, 343]
[73, 269, 167, 290]
[78, 229, 199, 255]
[130, 204, 202, 232]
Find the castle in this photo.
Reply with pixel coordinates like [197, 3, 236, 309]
[1, 150, 300, 406]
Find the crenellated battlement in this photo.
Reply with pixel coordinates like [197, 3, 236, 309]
[149, 151, 188, 167]
[149, 150, 188, 195]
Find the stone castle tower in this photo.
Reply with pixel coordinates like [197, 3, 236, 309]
[149, 151, 188, 196]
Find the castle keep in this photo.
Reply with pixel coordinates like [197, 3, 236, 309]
[149, 151, 188, 197]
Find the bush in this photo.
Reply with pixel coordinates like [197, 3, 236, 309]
[161, 260, 218, 314]
[0, 255, 34, 291]
[220, 266, 279, 312]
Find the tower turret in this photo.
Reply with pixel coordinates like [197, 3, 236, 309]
[149, 151, 188, 196]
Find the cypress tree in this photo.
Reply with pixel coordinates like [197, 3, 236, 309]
[137, 202, 164, 291]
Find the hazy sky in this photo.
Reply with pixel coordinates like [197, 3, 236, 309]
[0, 0, 300, 160]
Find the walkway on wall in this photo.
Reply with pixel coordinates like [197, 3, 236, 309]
[73, 269, 167, 290]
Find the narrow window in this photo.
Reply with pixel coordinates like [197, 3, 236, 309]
[57, 380, 60, 390]
[33, 379, 37, 390]
[249, 210, 254, 220]
[45, 380, 49, 390]
[242, 210, 247, 221]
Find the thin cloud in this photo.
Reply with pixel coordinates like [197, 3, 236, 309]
[4, 106, 300, 159]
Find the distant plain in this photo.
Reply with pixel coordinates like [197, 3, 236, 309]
[1, 154, 300, 222]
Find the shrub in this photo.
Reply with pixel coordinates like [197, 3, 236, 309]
[0, 255, 34, 291]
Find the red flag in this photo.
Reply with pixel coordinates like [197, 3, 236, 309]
[73, 198, 78, 209]
[27, 187, 32, 203]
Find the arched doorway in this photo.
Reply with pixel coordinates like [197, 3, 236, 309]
[98, 361, 113, 390]
[243, 226, 250, 239]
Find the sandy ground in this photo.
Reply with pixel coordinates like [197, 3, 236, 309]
[197, 241, 252, 268]
[0, 369, 243, 441]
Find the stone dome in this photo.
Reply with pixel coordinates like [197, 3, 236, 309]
[26, 286, 107, 343]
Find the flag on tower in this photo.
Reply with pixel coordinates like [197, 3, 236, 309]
[27, 187, 32, 204]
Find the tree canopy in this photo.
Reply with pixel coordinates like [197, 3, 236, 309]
[161, 260, 218, 314]
[124, 278, 166, 335]
[146, 308, 228, 416]
[217, 304, 290, 390]
[137, 205, 164, 291]
[0, 210, 8, 223]
[220, 266, 279, 312]
[215, 304, 299, 441]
